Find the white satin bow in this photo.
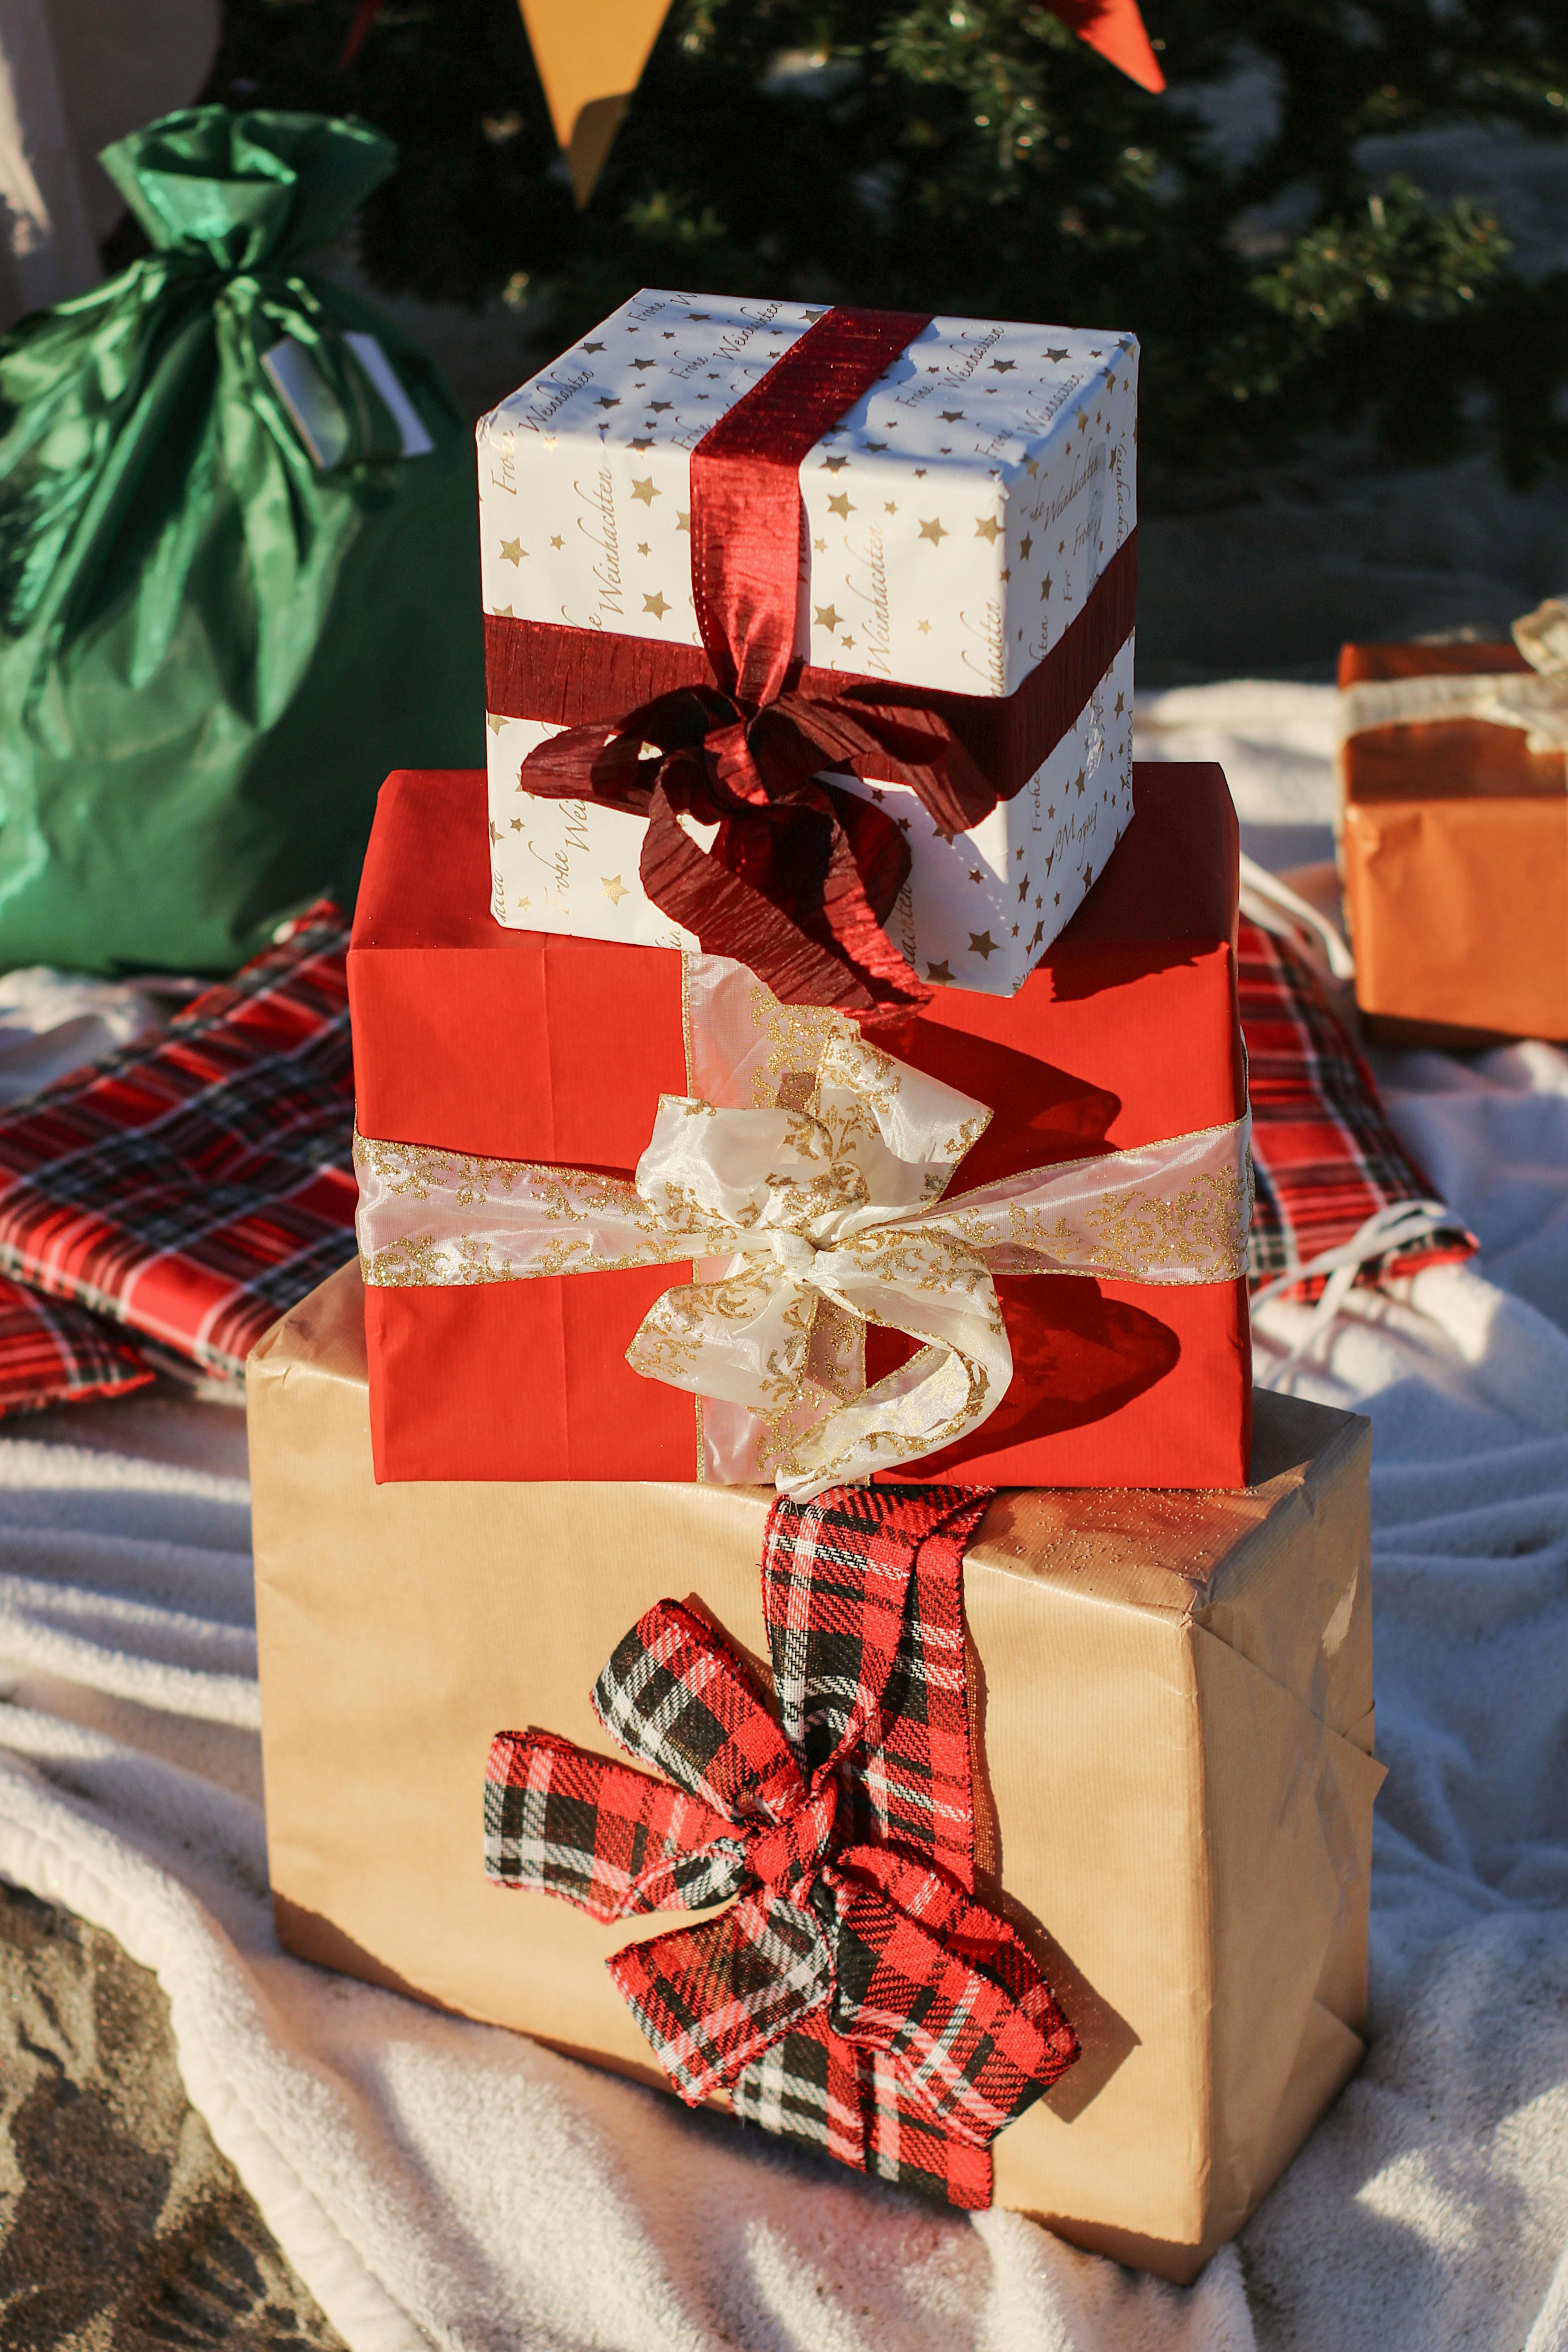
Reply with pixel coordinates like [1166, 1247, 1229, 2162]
[617, 1029, 1009, 1498]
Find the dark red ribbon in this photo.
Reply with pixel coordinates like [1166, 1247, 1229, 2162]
[496, 306, 1137, 1020]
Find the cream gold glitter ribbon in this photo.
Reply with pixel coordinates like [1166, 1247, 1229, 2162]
[1340, 596, 1568, 754]
[356, 959, 1250, 1501]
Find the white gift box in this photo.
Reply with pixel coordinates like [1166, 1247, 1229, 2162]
[477, 290, 1137, 999]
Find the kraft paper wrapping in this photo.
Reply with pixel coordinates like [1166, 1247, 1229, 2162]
[249, 1262, 1381, 2283]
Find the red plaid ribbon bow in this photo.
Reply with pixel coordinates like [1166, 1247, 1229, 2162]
[486, 1483, 1077, 2207]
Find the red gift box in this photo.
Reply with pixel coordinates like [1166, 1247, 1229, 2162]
[349, 764, 1250, 1488]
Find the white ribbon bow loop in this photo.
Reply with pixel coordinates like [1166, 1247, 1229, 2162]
[624, 1033, 1012, 1497]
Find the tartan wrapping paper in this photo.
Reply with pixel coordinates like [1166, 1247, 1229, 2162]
[0, 904, 356, 1383]
[486, 1483, 1078, 2210]
[0, 1274, 153, 1417]
[1240, 916, 1476, 1299]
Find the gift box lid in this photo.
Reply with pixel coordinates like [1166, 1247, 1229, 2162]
[1339, 639, 1566, 802]
[477, 290, 1135, 703]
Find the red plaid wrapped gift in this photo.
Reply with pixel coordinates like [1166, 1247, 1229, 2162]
[486, 1481, 1078, 2210]
[1240, 915, 1476, 1301]
[0, 904, 355, 1384]
[0, 1277, 152, 1415]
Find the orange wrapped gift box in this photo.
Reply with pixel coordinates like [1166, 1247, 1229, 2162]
[348, 762, 1252, 1489]
[1339, 639, 1568, 1047]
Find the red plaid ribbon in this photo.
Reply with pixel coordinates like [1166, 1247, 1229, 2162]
[1240, 917, 1476, 1299]
[0, 904, 355, 1383]
[486, 1483, 1078, 2208]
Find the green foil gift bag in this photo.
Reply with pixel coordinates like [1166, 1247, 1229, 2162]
[0, 107, 482, 974]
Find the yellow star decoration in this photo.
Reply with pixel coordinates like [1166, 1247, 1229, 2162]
[510, 817, 523, 830]
[917, 619, 931, 633]
[486, 712, 505, 735]
[488, 821, 502, 844]
[499, 539, 524, 564]
[815, 604, 843, 633]
[601, 875, 630, 906]
[632, 477, 659, 505]
[926, 959, 953, 984]
[1074, 769, 1087, 795]
[1040, 575, 1053, 601]
[644, 592, 671, 619]
[1114, 691, 1126, 717]
[1019, 533, 1033, 560]
[677, 511, 690, 532]
[813, 537, 826, 553]
[918, 518, 947, 545]
[827, 492, 855, 520]
[973, 516, 1002, 543]
[884, 501, 898, 515]
[550, 535, 564, 550]
[637, 541, 650, 557]
[969, 931, 997, 960]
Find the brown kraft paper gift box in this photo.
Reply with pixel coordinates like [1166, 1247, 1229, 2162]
[1339, 640, 1568, 1047]
[248, 1261, 1383, 2284]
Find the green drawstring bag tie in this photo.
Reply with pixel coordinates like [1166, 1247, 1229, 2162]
[0, 106, 483, 974]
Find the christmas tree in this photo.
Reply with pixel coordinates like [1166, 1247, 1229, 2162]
[210, 0, 1567, 484]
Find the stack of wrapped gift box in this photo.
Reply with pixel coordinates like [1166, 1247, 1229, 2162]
[248, 295, 1383, 2281]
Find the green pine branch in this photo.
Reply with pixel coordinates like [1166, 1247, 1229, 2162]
[208, 0, 1568, 479]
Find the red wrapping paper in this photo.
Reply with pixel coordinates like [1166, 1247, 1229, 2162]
[349, 764, 1251, 1488]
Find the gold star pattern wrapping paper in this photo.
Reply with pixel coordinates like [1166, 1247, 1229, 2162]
[477, 290, 1137, 999]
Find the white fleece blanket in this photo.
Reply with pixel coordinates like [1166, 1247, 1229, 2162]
[1, 688, 1566, 2351]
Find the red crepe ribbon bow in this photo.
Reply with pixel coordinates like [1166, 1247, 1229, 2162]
[486, 1483, 1078, 2207]
[494, 301, 1140, 1021]
[501, 305, 1139, 1018]
[491, 301, 1142, 1011]
[520, 307, 956, 1020]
